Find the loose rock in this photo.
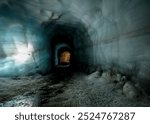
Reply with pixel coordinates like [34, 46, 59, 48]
[87, 71, 100, 79]
[123, 81, 140, 100]
[101, 70, 111, 81]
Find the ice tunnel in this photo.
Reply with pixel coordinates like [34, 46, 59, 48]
[0, 0, 150, 107]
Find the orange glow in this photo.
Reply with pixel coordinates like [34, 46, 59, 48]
[60, 51, 71, 63]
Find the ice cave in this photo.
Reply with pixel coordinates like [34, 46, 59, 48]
[0, 0, 150, 106]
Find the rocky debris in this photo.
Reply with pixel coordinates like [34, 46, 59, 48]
[0, 70, 149, 107]
[116, 74, 121, 82]
[101, 70, 112, 81]
[11, 76, 21, 80]
[0, 93, 36, 107]
[48, 83, 64, 89]
[121, 76, 127, 82]
[111, 74, 120, 83]
[114, 81, 125, 90]
[123, 81, 141, 100]
[87, 71, 101, 80]
[87, 69, 146, 101]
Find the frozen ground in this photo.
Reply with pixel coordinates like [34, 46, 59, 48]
[0, 71, 150, 107]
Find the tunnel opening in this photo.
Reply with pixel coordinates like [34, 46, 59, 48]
[41, 19, 92, 78]
[43, 20, 90, 73]
[42, 23, 75, 77]
[58, 47, 71, 67]
[51, 32, 74, 73]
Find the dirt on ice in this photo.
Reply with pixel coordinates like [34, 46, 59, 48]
[0, 71, 150, 107]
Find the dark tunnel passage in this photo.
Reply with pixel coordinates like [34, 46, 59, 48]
[0, 0, 150, 107]
[42, 20, 91, 74]
[48, 24, 75, 71]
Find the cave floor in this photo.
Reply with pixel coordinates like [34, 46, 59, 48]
[0, 71, 150, 107]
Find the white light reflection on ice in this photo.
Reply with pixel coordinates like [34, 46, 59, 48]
[12, 43, 34, 64]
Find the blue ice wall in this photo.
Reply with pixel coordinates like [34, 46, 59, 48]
[0, 0, 51, 76]
[73, 0, 150, 91]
